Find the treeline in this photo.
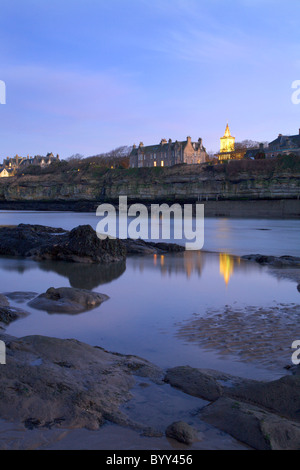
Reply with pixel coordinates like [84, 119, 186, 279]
[16, 146, 131, 177]
[207, 153, 300, 176]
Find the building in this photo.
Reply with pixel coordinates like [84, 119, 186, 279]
[0, 153, 60, 176]
[266, 130, 300, 157]
[216, 123, 244, 162]
[0, 167, 13, 178]
[129, 136, 207, 168]
[245, 129, 300, 159]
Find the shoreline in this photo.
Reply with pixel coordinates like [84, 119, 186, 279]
[0, 198, 299, 218]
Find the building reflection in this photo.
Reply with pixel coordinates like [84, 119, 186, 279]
[130, 251, 205, 278]
[130, 250, 255, 285]
[219, 253, 240, 286]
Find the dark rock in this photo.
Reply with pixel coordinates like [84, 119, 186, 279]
[0, 306, 29, 325]
[164, 366, 223, 401]
[242, 254, 300, 267]
[121, 238, 185, 255]
[200, 397, 300, 450]
[0, 294, 9, 307]
[165, 421, 199, 445]
[0, 333, 164, 431]
[28, 287, 109, 314]
[225, 374, 300, 422]
[0, 224, 126, 264]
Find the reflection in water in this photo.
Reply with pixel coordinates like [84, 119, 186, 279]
[131, 251, 205, 279]
[0, 259, 126, 290]
[219, 253, 235, 286]
[3, 250, 298, 381]
[38, 260, 126, 290]
[130, 251, 261, 284]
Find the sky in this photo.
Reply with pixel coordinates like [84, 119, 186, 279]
[0, 0, 300, 159]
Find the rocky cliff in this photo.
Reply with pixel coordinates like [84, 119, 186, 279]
[0, 158, 299, 216]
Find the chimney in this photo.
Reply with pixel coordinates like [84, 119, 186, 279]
[139, 142, 144, 148]
[278, 133, 282, 137]
[160, 139, 167, 145]
[187, 136, 192, 144]
[299, 129, 300, 135]
[198, 138, 203, 147]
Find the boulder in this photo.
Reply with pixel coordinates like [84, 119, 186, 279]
[225, 374, 300, 422]
[164, 366, 223, 401]
[0, 224, 126, 264]
[0, 306, 29, 325]
[28, 287, 109, 314]
[0, 334, 162, 431]
[164, 366, 257, 401]
[121, 238, 185, 255]
[0, 294, 9, 307]
[165, 421, 199, 445]
[242, 254, 300, 267]
[200, 397, 300, 450]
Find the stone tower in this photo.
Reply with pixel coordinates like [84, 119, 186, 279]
[220, 123, 235, 154]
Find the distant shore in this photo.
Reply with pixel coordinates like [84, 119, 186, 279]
[0, 198, 299, 218]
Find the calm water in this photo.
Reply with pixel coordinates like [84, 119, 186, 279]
[1, 211, 300, 380]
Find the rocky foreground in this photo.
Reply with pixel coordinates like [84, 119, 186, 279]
[0, 223, 184, 264]
[1, 289, 300, 450]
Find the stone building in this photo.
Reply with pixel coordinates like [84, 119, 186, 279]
[245, 129, 300, 159]
[0, 152, 59, 176]
[217, 123, 244, 161]
[266, 130, 300, 157]
[129, 136, 207, 168]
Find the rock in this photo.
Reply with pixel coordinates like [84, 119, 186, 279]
[164, 366, 223, 401]
[121, 238, 185, 255]
[0, 306, 29, 325]
[0, 294, 9, 307]
[120, 239, 159, 255]
[225, 374, 300, 422]
[242, 254, 300, 267]
[164, 366, 259, 401]
[165, 366, 300, 423]
[0, 224, 126, 264]
[28, 287, 109, 314]
[165, 421, 199, 445]
[200, 397, 300, 450]
[0, 334, 162, 431]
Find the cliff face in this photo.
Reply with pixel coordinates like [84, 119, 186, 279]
[0, 161, 299, 204]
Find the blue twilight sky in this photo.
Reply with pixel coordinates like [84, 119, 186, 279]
[0, 0, 300, 159]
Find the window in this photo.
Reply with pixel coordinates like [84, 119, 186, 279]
[154, 161, 157, 167]
[161, 161, 164, 167]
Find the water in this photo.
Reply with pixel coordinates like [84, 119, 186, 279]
[1, 211, 300, 381]
[0, 210, 299, 256]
